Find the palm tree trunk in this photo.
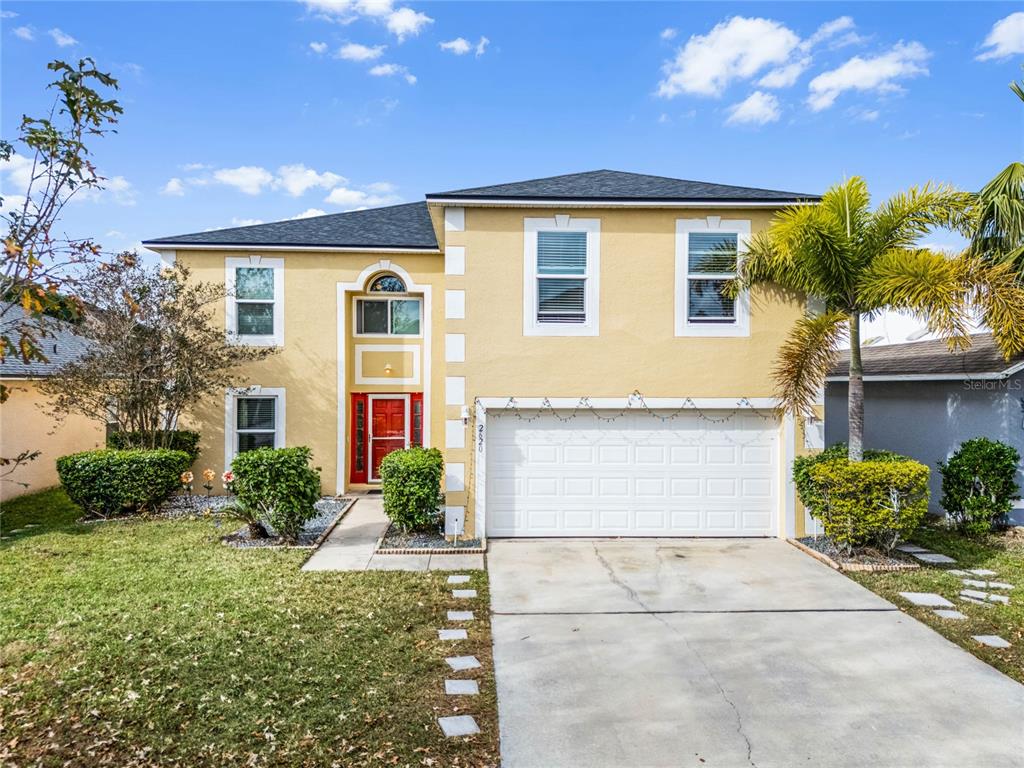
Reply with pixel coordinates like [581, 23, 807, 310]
[848, 312, 864, 461]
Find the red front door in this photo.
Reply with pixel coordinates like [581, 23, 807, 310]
[370, 397, 407, 480]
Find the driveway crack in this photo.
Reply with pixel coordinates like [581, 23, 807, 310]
[591, 542, 758, 767]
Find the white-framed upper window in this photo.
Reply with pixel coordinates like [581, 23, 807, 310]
[676, 218, 750, 337]
[523, 216, 600, 337]
[226, 256, 284, 346]
[354, 297, 422, 336]
[224, 386, 286, 467]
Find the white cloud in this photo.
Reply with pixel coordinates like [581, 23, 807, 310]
[337, 42, 385, 60]
[368, 63, 416, 84]
[324, 184, 400, 209]
[658, 16, 800, 97]
[807, 41, 929, 111]
[850, 107, 880, 122]
[1, 10, 18, 18]
[800, 16, 855, 51]
[161, 177, 186, 196]
[231, 217, 263, 227]
[725, 91, 781, 125]
[292, 207, 327, 219]
[385, 7, 431, 41]
[475, 36, 489, 56]
[440, 37, 472, 55]
[274, 163, 345, 196]
[212, 166, 275, 195]
[977, 12, 1024, 61]
[660, 27, 677, 41]
[0, 153, 34, 191]
[758, 58, 810, 88]
[182, 162, 209, 172]
[48, 28, 78, 47]
[364, 181, 396, 194]
[12, 26, 34, 41]
[309, 41, 328, 54]
[657, 113, 671, 124]
[75, 175, 136, 206]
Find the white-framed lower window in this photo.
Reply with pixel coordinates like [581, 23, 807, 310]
[675, 218, 750, 337]
[225, 256, 284, 346]
[523, 216, 600, 336]
[224, 386, 286, 467]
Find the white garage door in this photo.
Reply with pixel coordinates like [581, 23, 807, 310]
[485, 410, 779, 537]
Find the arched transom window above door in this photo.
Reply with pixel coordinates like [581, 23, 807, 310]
[368, 274, 407, 293]
[355, 272, 422, 336]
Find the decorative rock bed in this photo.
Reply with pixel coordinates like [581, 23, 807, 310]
[790, 535, 920, 572]
[377, 523, 484, 554]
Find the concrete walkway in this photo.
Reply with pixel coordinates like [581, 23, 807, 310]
[489, 538, 1024, 768]
[301, 496, 484, 571]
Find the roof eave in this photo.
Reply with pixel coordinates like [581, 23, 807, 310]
[141, 241, 440, 254]
[424, 196, 818, 208]
[826, 370, 1016, 382]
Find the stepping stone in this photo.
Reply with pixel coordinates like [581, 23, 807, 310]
[438, 715, 480, 737]
[911, 552, 956, 565]
[961, 589, 1010, 605]
[933, 609, 967, 620]
[897, 544, 930, 553]
[964, 578, 1013, 591]
[968, 569, 997, 577]
[947, 569, 969, 576]
[961, 595, 991, 606]
[972, 635, 1011, 649]
[452, 589, 477, 599]
[438, 628, 468, 641]
[448, 610, 474, 621]
[962, 579, 989, 589]
[445, 679, 480, 695]
[445, 655, 481, 671]
[899, 592, 954, 608]
[988, 582, 1013, 591]
[447, 575, 471, 584]
[23, 524, 38, 529]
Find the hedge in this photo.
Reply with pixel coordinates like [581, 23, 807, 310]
[379, 447, 444, 532]
[230, 447, 321, 543]
[56, 449, 192, 518]
[793, 443, 909, 512]
[107, 430, 201, 461]
[940, 437, 1021, 534]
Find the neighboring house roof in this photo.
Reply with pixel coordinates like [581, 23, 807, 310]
[142, 201, 439, 251]
[426, 169, 819, 203]
[0, 309, 92, 379]
[827, 333, 1024, 381]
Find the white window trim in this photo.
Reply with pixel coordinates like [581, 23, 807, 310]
[523, 216, 600, 337]
[225, 256, 285, 346]
[223, 386, 286, 469]
[352, 295, 424, 339]
[675, 218, 750, 338]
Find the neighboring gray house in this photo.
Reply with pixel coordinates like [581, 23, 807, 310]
[825, 334, 1024, 525]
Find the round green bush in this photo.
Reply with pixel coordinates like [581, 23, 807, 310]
[230, 447, 321, 543]
[56, 449, 192, 518]
[940, 437, 1021, 535]
[107, 430, 201, 461]
[793, 443, 909, 512]
[379, 447, 444, 532]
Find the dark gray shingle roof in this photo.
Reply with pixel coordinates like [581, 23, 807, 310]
[143, 201, 438, 250]
[0, 308, 92, 378]
[427, 169, 818, 202]
[828, 334, 1024, 379]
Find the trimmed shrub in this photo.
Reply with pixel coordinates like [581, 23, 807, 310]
[107, 430, 201, 461]
[793, 443, 909, 512]
[56, 449, 192, 518]
[940, 437, 1021, 535]
[379, 447, 444, 532]
[230, 447, 321, 543]
[808, 458, 929, 553]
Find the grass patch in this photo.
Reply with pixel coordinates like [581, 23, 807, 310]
[848, 522, 1023, 684]
[0, 489, 498, 767]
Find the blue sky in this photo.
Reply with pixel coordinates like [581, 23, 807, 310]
[2, 1, 1022, 259]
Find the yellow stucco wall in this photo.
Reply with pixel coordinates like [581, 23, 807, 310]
[0, 379, 105, 501]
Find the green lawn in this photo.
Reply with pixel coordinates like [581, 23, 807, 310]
[0, 489, 498, 767]
[848, 522, 1024, 684]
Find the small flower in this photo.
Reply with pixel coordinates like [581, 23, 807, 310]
[180, 471, 194, 484]
[203, 468, 216, 482]
[222, 470, 234, 483]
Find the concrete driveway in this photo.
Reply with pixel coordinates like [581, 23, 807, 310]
[488, 538, 1024, 768]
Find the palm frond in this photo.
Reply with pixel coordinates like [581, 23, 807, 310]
[772, 310, 848, 417]
[861, 183, 974, 261]
[730, 230, 813, 297]
[857, 248, 973, 348]
[964, 257, 1024, 358]
[819, 176, 871, 241]
[971, 161, 1024, 263]
[771, 203, 857, 300]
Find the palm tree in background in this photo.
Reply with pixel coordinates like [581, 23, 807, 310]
[733, 176, 1024, 461]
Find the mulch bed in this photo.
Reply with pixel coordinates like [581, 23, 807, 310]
[791, 535, 921, 572]
[378, 523, 483, 553]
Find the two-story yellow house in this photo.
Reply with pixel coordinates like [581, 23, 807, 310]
[143, 170, 821, 540]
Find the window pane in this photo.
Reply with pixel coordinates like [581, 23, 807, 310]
[390, 299, 421, 335]
[237, 398, 276, 430]
[238, 432, 275, 452]
[688, 233, 737, 274]
[688, 279, 735, 321]
[237, 303, 274, 335]
[236, 267, 275, 300]
[538, 231, 587, 275]
[357, 300, 388, 334]
[538, 278, 585, 323]
[369, 275, 406, 292]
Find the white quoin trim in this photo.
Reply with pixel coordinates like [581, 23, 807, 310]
[336, 260, 432, 494]
[444, 207, 465, 232]
[445, 246, 466, 276]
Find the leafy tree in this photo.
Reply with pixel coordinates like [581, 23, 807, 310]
[40, 254, 276, 448]
[734, 176, 1024, 460]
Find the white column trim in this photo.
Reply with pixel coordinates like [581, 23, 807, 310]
[445, 245, 466, 276]
[445, 289, 466, 319]
[783, 412, 796, 538]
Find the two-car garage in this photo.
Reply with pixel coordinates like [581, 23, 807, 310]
[483, 407, 783, 538]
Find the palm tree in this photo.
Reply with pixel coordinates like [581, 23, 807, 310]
[735, 176, 1024, 461]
